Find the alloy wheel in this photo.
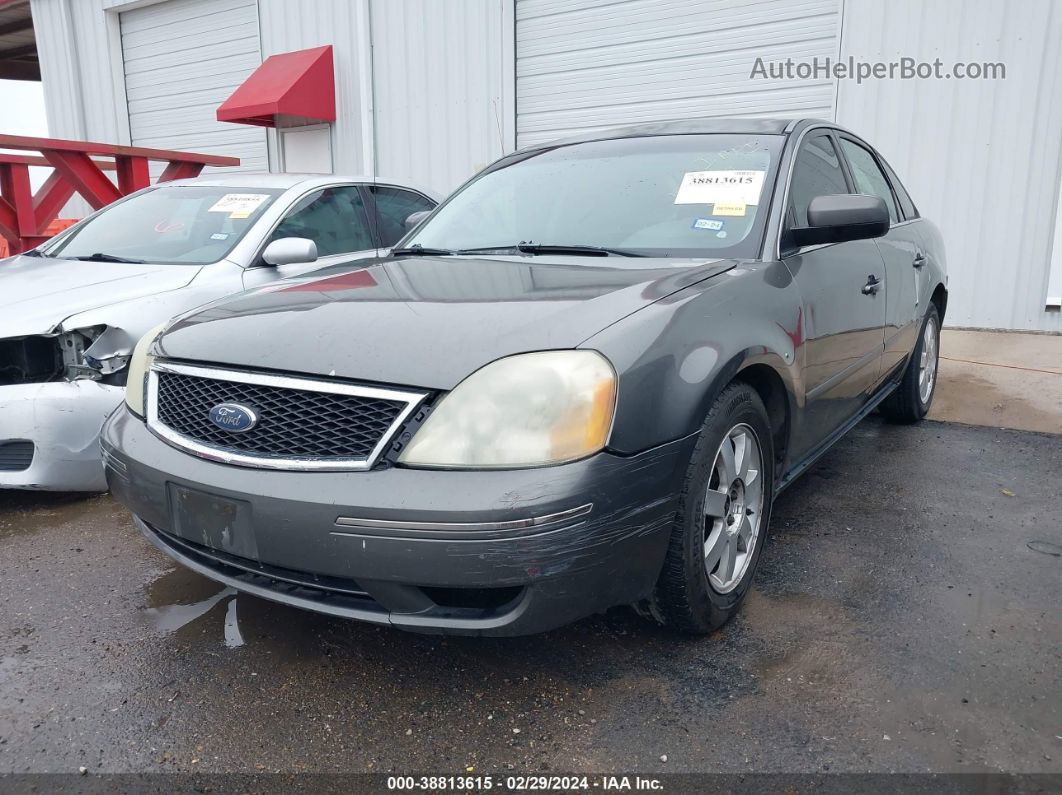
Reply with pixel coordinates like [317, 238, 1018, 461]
[703, 423, 764, 593]
[919, 315, 939, 404]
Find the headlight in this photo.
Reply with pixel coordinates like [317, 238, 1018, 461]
[398, 351, 617, 468]
[124, 324, 166, 417]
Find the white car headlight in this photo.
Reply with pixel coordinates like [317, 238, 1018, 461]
[398, 350, 617, 469]
[124, 324, 166, 417]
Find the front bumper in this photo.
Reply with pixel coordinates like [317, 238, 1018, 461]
[0, 381, 122, 491]
[102, 406, 696, 636]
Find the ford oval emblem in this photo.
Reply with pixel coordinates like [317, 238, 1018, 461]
[208, 403, 258, 433]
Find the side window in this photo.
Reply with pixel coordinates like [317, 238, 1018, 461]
[787, 134, 849, 228]
[369, 186, 436, 247]
[269, 187, 373, 257]
[838, 139, 899, 223]
[881, 158, 919, 220]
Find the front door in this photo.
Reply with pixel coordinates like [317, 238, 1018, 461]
[782, 132, 887, 459]
[837, 136, 924, 380]
[242, 185, 379, 289]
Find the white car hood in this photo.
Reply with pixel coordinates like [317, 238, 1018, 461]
[0, 254, 202, 338]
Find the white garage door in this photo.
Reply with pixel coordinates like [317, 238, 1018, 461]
[120, 0, 266, 176]
[516, 0, 841, 148]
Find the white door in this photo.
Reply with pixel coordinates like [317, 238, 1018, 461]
[279, 126, 333, 174]
[515, 0, 841, 148]
[120, 0, 267, 177]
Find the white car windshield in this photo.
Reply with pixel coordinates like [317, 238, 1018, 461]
[42, 185, 284, 266]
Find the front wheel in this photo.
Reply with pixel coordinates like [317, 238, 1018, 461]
[645, 382, 774, 635]
[881, 304, 940, 423]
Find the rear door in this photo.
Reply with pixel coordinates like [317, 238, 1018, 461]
[783, 131, 888, 458]
[837, 136, 925, 380]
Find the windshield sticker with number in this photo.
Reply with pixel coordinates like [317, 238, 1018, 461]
[208, 193, 270, 218]
[674, 170, 765, 206]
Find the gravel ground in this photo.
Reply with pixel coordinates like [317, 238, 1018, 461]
[0, 417, 1059, 776]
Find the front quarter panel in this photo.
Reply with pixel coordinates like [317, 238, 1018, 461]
[583, 260, 803, 458]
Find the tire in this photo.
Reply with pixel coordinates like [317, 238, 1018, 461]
[645, 382, 775, 635]
[880, 304, 940, 424]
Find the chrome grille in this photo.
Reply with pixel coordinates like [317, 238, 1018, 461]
[147, 362, 426, 470]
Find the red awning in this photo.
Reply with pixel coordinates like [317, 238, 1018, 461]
[216, 45, 335, 128]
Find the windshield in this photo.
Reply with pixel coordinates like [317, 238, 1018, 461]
[407, 134, 782, 259]
[43, 185, 284, 265]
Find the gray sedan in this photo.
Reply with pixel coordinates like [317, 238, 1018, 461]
[103, 118, 947, 636]
[0, 173, 437, 490]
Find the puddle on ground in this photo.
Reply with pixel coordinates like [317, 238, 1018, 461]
[145, 564, 229, 608]
[141, 563, 245, 646]
[139, 562, 377, 659]
[141, 582, 236, 633]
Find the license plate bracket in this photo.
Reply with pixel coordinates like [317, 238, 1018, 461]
[168, 484, 258, 561]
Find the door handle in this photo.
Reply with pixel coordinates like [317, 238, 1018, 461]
[912, 252, 927, 268]
[862, 275, 882, 295]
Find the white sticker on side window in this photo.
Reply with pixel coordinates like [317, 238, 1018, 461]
[674, 170, 765, 206]
[208, 193, 270, 216]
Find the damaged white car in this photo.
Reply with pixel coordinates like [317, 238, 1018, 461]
[0, 173, 438, 490]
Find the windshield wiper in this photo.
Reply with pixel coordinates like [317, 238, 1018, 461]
[72, 252, 147, 264]
[20, 248, 46, 257]
[459, 243, 645, 258]
[389, 244, 456, 257]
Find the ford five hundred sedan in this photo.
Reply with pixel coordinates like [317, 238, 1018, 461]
[103, 118, 947, 636]
[0, 174, 436, 490]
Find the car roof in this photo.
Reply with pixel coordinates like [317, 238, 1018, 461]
[521, 117, 831, 151]
[159, 172, 442, 200]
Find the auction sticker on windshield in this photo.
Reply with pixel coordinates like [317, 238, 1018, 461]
[674, 169, 765, 206]
[208, 193, 270, 218]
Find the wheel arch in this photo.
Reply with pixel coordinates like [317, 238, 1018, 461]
[931, 282, 948, 321]
[733, 361, 792, 481]
[692, 350, 797, 482]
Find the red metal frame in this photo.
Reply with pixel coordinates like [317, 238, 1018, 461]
[0, 134, 239, 254]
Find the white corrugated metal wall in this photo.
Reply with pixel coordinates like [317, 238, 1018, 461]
[515, 0, 841, 148]
[120, 0, 265, 176]
[834, 0, 1062, 332]
[369, 0, 512, 195]
[31, 0, 125, 145]
[257, 0, 374, 177]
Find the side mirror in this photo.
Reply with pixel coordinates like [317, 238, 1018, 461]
[789, 194, 890, 248]
[404, 210, 432, 233]
[261, 237, 318, 266]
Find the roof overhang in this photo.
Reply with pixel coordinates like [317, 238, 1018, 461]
[216, 45, 335, 129]
[0, 0, 38, 81]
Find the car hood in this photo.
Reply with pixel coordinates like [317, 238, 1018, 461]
[159, 255, 737, 390]
[0, 254, 202, 338]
